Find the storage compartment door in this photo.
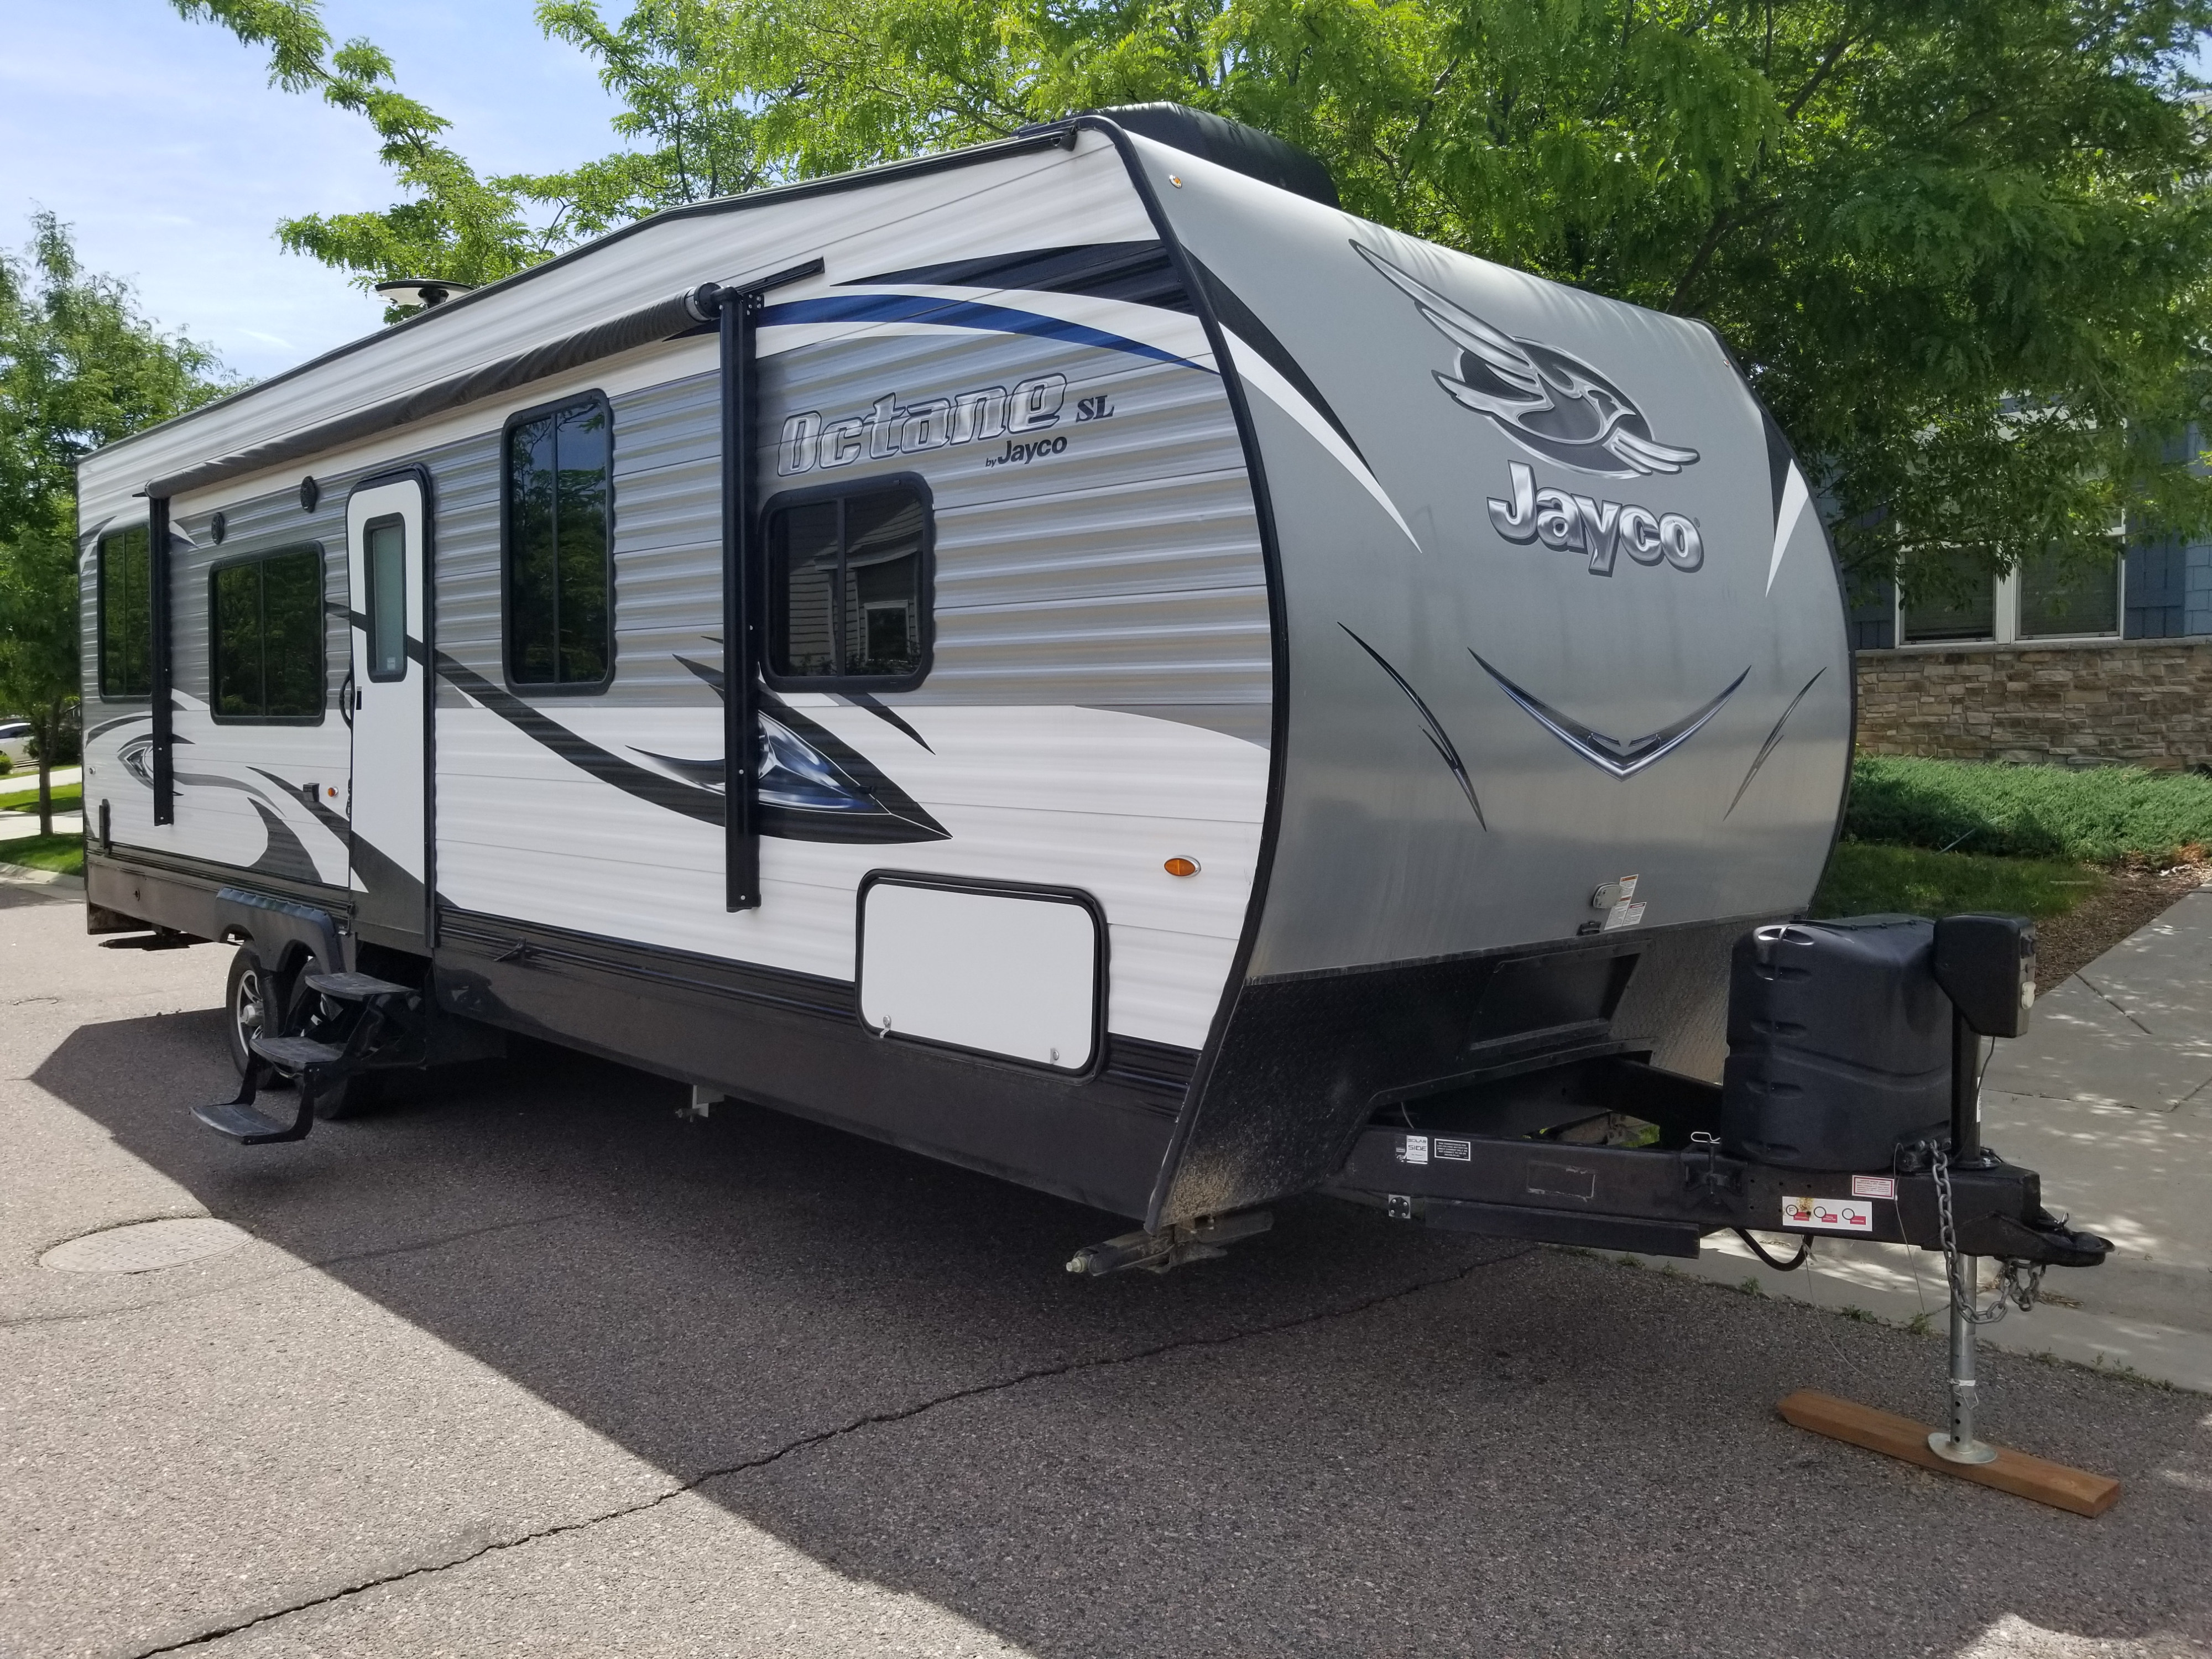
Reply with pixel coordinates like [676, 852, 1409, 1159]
[858, 878, 1102, 1072]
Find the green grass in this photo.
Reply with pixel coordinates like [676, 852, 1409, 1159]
[0, 832, 84, 877]
[1846, 755, 2212, 864]
[1812, 842, 2103, 921]
[1, 784, 79, 816]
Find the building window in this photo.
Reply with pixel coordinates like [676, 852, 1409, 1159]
[504, 393, 613, 689]
[210, 546, 325, 722]
[97, 525, 152, 699]
[2018, 546, 2120, 639]
[1900, 550, 1996, 644]
[765, 481, 933, 688]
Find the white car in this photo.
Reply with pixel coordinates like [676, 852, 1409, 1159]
[0, 721, 32, 769]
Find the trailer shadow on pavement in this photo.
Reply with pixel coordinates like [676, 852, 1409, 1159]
[23, 995, 2212, 1658]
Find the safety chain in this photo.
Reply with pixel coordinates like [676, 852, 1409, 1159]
[1926, 1141, 2043, 1324]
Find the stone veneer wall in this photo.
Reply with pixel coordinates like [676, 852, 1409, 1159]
[1854, 639, 2212, 768]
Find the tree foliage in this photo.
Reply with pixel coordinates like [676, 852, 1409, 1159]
[181, 0, 2212, 593]
[0, 213, 233, 831]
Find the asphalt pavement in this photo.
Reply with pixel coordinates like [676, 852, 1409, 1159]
[3, 877, 2209, 1658]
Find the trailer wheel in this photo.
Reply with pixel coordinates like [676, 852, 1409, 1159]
[224, 946, 278, 1077]
[222, 945, 375, 1119]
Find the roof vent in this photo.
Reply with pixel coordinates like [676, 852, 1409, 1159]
[1083, 105, 1338, 209]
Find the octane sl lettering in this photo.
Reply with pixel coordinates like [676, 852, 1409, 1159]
[1486, 460, 1703, 575]
[779, 374, 1070, 476]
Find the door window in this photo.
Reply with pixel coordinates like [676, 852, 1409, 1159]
[365, 517, 408, 680]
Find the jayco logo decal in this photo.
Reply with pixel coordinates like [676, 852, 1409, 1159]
[1486, 461, 1703, 575]
[1353, 242, 1701, 479]
[779, 374, 1113, 476]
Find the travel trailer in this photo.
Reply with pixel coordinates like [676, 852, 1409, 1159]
[75, 106, 2106, 1282]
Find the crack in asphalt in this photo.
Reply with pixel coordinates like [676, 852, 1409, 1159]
[124, 1245, 1532, 1656]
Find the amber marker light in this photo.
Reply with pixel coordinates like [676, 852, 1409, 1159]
[1164, 857, 1201, 878]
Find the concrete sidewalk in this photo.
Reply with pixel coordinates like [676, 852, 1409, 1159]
[1665, 886, 2212, 1392]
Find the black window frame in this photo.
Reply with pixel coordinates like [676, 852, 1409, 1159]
[96, 524, 154, 702]
[206, 541, 328, 726]
[499, 388, 617, 696]
[760, 473, 936, 695]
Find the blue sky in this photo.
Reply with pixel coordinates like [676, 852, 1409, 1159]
[0, 1, 623, 379]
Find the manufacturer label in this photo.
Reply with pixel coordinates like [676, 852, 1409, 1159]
[1781, 1196, 1875, 1234]
[1434, 1138, 1473, 1162]
[1397, 1135, 1430, 1166]
[1850, 1175, 1897, 1200]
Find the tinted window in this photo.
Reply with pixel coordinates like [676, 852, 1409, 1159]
[210, 546, 325, 722]
[98, 526, 152, 698]
[506, 396, 612, 687]
[1901, 550, 1995, 644]
[366, 518, 408, 681]
[2019, 546, 2120, 638]
[767, 485, 930, 685]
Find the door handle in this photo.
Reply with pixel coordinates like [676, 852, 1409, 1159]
[338, 668, 355, 728]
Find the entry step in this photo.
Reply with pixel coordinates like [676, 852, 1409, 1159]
[301, 971, 411, 1000]
[248, 1034, 347, 1069]
[192, 1098, 311, 1145]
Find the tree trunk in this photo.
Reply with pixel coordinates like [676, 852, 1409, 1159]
[34, 711, 52, 838]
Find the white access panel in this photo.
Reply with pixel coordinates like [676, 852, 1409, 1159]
[859, 881, 1102, 1071]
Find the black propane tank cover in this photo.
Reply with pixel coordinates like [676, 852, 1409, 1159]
[1721, 916, 1952, 1170]
[1933, 913, 2036, 1039]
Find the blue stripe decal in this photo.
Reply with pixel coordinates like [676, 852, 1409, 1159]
[759, 293, 1209, 372]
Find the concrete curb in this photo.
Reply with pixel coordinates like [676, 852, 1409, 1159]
[0, 862, 84, 895]
[1621, 1235, 2212, 1394]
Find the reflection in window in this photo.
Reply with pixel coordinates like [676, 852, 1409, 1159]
[366, 519, 408, 681]
[98, 526, 152, 698]
[507, 397, 612, 687]
[211, 547, 325, 721]
[767, 485, 930, 684]
[2018, 546, 2120, 638]
[1901, 550, 1996, 643]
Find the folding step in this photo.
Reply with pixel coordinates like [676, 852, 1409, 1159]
[300, 971, 412, 1001]
[249, 1034, 347, 1070]
[192, 1097, 312, 1145]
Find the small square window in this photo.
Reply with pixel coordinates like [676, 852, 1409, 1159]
[210, 545, 326, 723]
[766, 483, 932, 688]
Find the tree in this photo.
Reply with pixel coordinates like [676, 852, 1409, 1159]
[182, 0, 2212, 597]
[0, 213, 233, 834]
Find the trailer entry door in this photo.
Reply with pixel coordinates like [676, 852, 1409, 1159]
[345, 476, 431, 952]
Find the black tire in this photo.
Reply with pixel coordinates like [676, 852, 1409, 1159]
[223, 946, 278, 1077]
[222, 945, 376, 1120]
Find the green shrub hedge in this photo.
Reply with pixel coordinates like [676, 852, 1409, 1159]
[1845, 756, 2212, 864]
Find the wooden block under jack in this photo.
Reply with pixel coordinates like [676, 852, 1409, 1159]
[1777, 1390, 2121, 1517]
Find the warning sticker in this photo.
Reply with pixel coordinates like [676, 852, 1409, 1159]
[1434, 1138, 1473, 1162]
[1397, 1135, 1430, 1166]
[1603, 900, 1647, 932]
[1781, 1196, 1876, 1234]
[1851, 1175, 1898, 1200]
